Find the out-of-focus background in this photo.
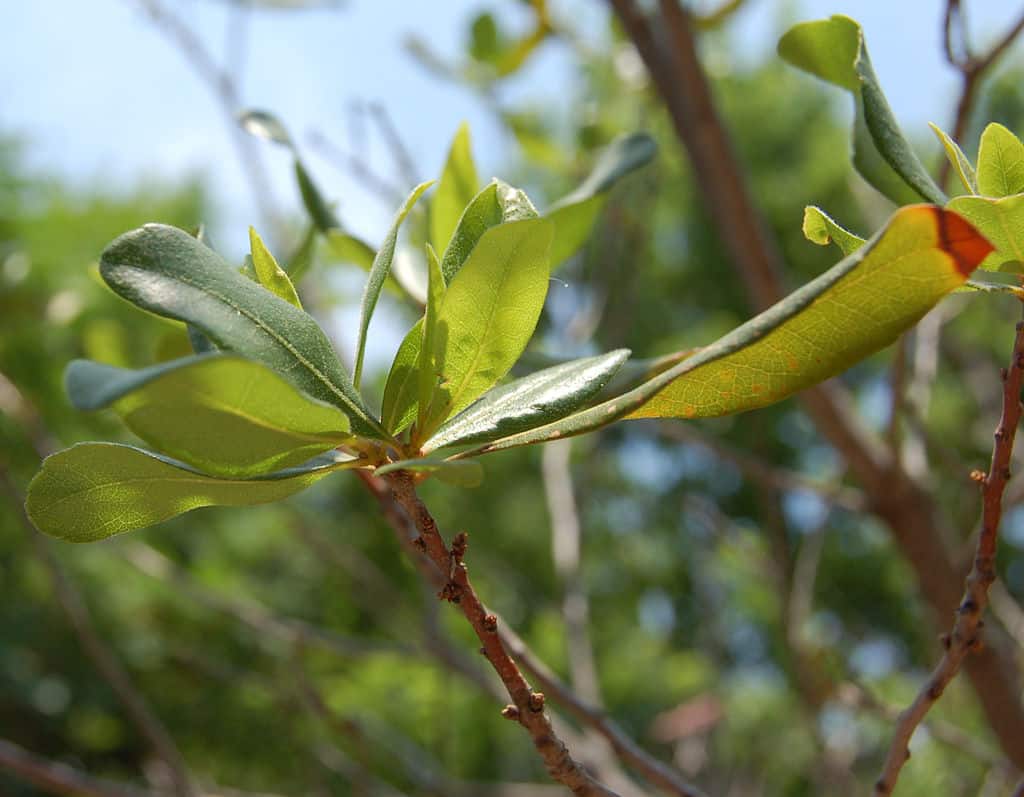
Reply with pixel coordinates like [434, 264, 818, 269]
[3, 1, 1024, 795]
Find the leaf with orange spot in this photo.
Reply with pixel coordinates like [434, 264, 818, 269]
[451, 205, 990, 458]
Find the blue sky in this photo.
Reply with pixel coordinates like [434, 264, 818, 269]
[3, 1, 1021, 371]
[3, 1, 1020, 247]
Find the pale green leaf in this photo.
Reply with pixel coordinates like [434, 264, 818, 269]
[802, 206, 866, 256]
[947, 193, 1024, 272]
[439, 180, 539, 283]
[380, 319, 423, 434]
[976, 122, 1024, 198]
[65, 355, 351, 477]
[249, 227, 303, 308]
[25, 443, 358, 543]
[418, 217, 554, 439]
[418, 244, 445, 431]
[431, 123, 479, 255]
[929, 122, 978, 195]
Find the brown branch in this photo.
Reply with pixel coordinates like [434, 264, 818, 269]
[0, 737, 151, 797]
[359, 472, 707, 796]
[610, 0, 1024, 769]
[383, 470, 621, 797]
[938, 1, 1024, 188]
[499, 624, 709, 797]
[873, 315, 1024, 795]
[0, 473, 197, 797]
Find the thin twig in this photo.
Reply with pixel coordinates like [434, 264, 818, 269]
[499, 624, 710, 797]
[874, 313, 1024, 795]
[541, 441, 647, 797]
[0, 737, 151, 797]
[0, 472, 197, 797]
[384, 470, 621, 797]
[133, 0, 279, 237]
[938, 1, 1024, 188]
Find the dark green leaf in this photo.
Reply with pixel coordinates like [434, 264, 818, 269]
[380, 319, 422, 434]
[418, 244, 445, 431]
[423, 349, 629, 452]
[778, 15, 945, 205]
[99, 223, 387, 439]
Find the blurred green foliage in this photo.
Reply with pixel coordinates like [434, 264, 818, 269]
[3, 4, 1024, 797]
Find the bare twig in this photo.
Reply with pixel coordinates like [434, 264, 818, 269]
[541, 441, 648, 797]
[0, 472, 197, 797]
[0, 737, 151, 797]
[874, 314, 1024, 795]
[307, 129, 405, 205]
[133, 0, 279, 236]
[938, 1, 1024, 188]
[499, 624, 709, 797]
[383, 470, 621, 797]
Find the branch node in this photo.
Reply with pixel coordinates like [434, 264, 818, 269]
[528, 692, 546, 713]
[483, 614, 498, 633]
[501, 704, 521, 721]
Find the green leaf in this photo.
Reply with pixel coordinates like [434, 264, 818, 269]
[419, 217, 554, 439]
[802, 206, 866, 256]
[946, 193, 1024, 273]
[452, 206, 991, 457]
[929, 122, 978, 195]
[431, 123, 479, 255]
[249, 227, 303, 309]
[375, 456, 483, 487]
[547, 132, 657, 267]
[778, 15, 945, 205]
[380, 319, 423, 434]
[423, 349, 629, 453]
[976, 122, 1024, 198]
[439, 180, 539, 283]
[99, 224, 387, 439]
[418, 244, 445, 432]
[26, 443, 358, 543]
[353, 181, 434, 388]
[65, 355, 351, 477]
